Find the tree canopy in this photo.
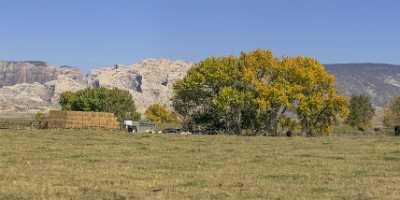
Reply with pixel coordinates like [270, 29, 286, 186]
[144, 104, 180, 125]
[173, 49, 348, 136]
[383, 96, 400, 127]
[345, 95, 375, 129]
[59, 87, 141, 122]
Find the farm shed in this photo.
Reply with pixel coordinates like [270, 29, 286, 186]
[130, 121, 156, 133]
[47, 110, 119, 129]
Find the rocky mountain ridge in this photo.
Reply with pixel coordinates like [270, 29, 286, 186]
[0, 59, 192, 114]
[325, 63, 400, 106]
[0, 60, 399, 115]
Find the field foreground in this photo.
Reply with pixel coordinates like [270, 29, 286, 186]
[0, 130, 400, 200]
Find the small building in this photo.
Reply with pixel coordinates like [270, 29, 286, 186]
[124, 120, 156, 133]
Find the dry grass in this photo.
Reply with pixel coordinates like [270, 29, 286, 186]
[0, 129, 400, 199]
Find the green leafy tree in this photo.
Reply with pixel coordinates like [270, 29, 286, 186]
[213, 87, 253, 134]
[383, 96, 400, 127]
[172, 56, 241, 131]
[73, 87, 108, 112]
[145, 104, 179, 125]
[345, 95, 375, 129]
[59, 87, 141, 122]
[59, 91, 78, 111]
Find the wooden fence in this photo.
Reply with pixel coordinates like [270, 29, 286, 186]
[0, 119, 36, 129]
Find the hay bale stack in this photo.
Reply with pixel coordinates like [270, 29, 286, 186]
[47, 110, 119, 129]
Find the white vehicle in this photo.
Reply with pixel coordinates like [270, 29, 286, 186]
[124, 120, 136, 133]
[123, 120, 156, 133]
[123, 120, 133, 128]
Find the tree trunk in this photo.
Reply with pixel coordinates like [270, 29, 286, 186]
[267, 106, 280, 136]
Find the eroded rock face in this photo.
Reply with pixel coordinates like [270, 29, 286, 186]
[0, 61, 83, 87]
[0, 83, 54, 113]
[58, 65, 85, 81]
[0, 61, 87, 114]
[87, 67, 138, 91]
[131, 74, 143, 92]
[87, 59, 193, 112]
[0, 61, 58, 87]
[0, 59, 193, 114]
[45, 75, 88, 104]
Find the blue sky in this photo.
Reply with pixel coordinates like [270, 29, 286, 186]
[1, 0, 399, 72]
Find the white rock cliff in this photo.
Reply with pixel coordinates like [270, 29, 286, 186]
[0, 59, 193, 114]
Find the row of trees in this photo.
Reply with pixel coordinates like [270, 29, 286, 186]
[172, 49, 349, 136]
[57, 85, 400, 134]
[302, 92, 400, 131]
[57, 49, 400, 135]
[59, 87, 179, 126]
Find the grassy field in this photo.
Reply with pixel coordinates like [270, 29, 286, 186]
[0, 130, 400, 200]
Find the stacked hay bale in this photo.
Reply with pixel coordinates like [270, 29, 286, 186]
[47, 110, 119, 129]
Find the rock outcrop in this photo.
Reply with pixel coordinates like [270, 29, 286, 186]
[0, 61, 87, 113]
[0, 83, 53, 113]
[325, 63, 400, 106]
[0, 61, 58, 87]
[0, 59, 192, 114]
[87, 59, 192, 112]
[45, 75, 87, 104]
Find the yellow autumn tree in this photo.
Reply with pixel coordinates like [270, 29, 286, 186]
[173, 49, 348, 136]
[240, 49, 291, 135]
[145, 104, 180, 126]
[281, 56, 349, 136]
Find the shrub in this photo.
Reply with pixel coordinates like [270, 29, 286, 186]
[35, 112, 48, 129]
[145, 104, 180, 126]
